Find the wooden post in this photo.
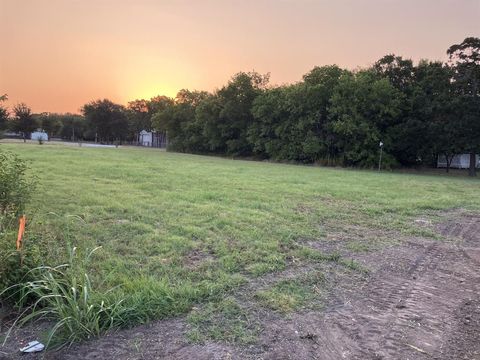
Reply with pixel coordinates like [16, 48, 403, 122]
[469, 152, 477, 177]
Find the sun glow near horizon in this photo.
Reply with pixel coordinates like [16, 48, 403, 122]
[1, 0, 478, 113]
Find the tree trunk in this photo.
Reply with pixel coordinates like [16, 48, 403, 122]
[469, 152, 477, 177]
[445, 154, 453, 173]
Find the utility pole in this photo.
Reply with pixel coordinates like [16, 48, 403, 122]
[378, 141, 384, 171]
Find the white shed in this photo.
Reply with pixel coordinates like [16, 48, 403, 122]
[31, 131, 48, 141]
[138, 130, 153, 147]
[437, 154, 480, 169]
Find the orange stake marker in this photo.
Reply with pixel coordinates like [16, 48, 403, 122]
[16, 215, 26, 251]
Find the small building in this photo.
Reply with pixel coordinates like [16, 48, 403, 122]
[437, 154, 480, 169]
[138, 130, 167, 148]
[31, 130, 48, 141]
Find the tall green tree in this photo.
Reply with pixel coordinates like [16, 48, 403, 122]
[0, 95, 8, 132]
[59, 114, 86, 141]
[33, 113, 63, 139]
[447, 37, 480, 176]
[216, 72, 269, 156]
[250, 65, 351, 163]
[412, 61, 462, 171]
[249, 85, 303, 160]
[127, 99, 151, 141]
[151, 91, 208, 152]
[10, 103, 37, 142]
[82, 99, 129, 143]
[373, 55, 415, 93]
[329, 70, 403, 167]
[372, 55, 421, 165]
[195, 94, 223, 152]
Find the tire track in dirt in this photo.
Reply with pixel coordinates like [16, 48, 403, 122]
[353, 245, 477, 358]
[257, 213, 480, 359]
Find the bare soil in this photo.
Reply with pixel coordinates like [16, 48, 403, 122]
[1, 210, 479, 360]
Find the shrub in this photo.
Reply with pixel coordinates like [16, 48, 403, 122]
[0, 150, 37, 297]
[0, 150, 35, 231]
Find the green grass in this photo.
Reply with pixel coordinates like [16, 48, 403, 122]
[187, 297, 259, 344]
[255, 271, 325, 313]
[1, 141, 479, 342]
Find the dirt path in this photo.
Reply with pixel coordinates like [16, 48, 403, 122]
[259, 240, 480, 359]
[2, 211, 479, 359]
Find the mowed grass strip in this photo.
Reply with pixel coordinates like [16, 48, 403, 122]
[2, 142, 479, 325]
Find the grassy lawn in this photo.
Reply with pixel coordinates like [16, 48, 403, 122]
[1, 141, 479, 343]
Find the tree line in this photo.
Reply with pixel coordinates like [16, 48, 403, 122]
[1, 37, 478, 175]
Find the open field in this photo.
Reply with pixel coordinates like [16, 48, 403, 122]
[1, 141, 480, 359]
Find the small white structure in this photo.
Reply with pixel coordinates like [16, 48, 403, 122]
[437, 154, 480, 169]
[31, 131, 48, 141]
[138, 130, 168, 148]
[138, 130, 153, 147]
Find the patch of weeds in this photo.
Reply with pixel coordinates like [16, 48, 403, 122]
[345, 241, 371, 253]
[293, 246, 369, 273]
[129, 337, 145, 357]
[292, 246, 341, 262]
[187, 297, 259, 345]
[2, 246, 133, 350]
[254, 271, 325, 313]
[338, 258, 369, 273]
[245, 258, 286, 276]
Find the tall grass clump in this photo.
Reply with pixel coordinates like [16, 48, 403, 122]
[2, 246, 133, 349]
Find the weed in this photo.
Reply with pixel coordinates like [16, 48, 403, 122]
[254, 271, 325, 313]
[187, 297, 259, 344]
[2, 247, 133, 349]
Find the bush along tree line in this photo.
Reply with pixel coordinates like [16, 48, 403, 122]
[1, 38, 478, 175]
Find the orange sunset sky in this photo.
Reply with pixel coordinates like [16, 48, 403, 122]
[1, 0, 479, 114]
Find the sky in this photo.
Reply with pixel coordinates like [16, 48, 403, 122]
[0, 0, 479, 114]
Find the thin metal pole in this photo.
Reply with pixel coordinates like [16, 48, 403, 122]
[378, 147, 383, 171]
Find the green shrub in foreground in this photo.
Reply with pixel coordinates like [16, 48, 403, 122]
[0, 149, 37, 299]
[0, 150, 35, 231]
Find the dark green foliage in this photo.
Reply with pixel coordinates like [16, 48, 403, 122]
[9, 103, 38, 141]
[58, 114, 86, 141]
[0, 94, 8, 132]
[329, 70, 402, 167]
[0, 151, 35, 229]
[249, 66, 346, 163]
[34, 113, 63, 139]
[153, 72, 269, 155]
[5, 39, 478, 170]
[82, 99, 129, 142]
[127, 96, 174, 141]
[0, 150, 37, 295]
[215, 72, 269, 156]
[447, 37, 480, 176]
[0, 237, 44, 300]
[143, 40, 479, 170]
[152, 90, 207, 152]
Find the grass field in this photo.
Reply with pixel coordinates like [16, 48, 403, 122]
[1, 141, 480, 345]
